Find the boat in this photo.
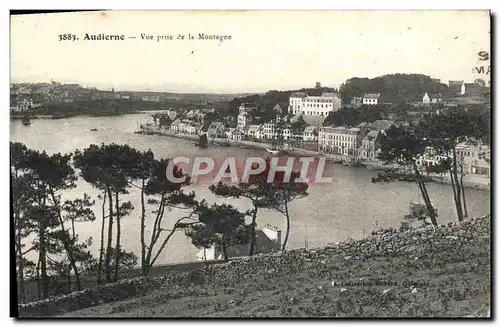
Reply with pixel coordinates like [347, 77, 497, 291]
[266, 148, 281, 155]
[195, 134, 208, 148]
[21, 115, 31, 126]
[90, 128, 98, 131]
[220, 140, 231, 147]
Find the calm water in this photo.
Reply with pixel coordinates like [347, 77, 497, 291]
[11, 114, 491, 265]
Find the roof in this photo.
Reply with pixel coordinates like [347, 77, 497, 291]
[449, 80, 464, 85]
[364, 130, 380, 140]
[290, 113, 326, 127]
[304, 126, 318, 133]
[226, 230, 281, 258]
[290, 92, 308, 98]
[363, 93, 380, 99]
[208, 121, 223, 130]
[248, 124, 261, 131]
[368, 119, 394, 131]
[273, 103, 283, 114]
[321, 92, 338, 98]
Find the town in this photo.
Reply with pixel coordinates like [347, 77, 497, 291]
[132, 75, 490, 189]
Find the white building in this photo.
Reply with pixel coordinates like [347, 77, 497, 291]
[422, 93, 442, 105]
[289, 92, 342, 116]
[247, 125, 264, 140]
[237, 111, 251, 129]
[362, 93, 380, 105]
[263, 122, 276, 140]
[11, 99, 42, 112]
[318, 125, 368, 156]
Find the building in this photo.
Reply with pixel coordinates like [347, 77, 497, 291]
[10, 98, 42, 112]
[170, 119, 181, 132]
[448, 80, 464, 95]
[289, 92, 341, 116]
[195, 225, 281, 261]
[362, 93, 380, 105]
[288, 92, 308, 115]
[178, 120, 198, 134]
[237, 111, 251, 129]
[263, 122, 276, 140]
[368, 120, 395, 135]
[358, 130, 382, 160]
[206, 121, 225, 139]
[302, 126, 318, 142]
[462, 82, 483, 97]
[422, 92, 442, 105]
[318, 125, 368, 156]
[247, 125, 264, 140]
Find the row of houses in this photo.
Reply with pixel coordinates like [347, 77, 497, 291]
[318, 120, 395, 159]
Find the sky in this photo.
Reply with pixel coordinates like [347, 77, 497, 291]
[10, 11, 491, 93]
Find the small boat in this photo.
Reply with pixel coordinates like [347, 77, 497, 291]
[21, 115, 31, 126]
[266, 148, 281, 155]
[90, 128, 98, 131]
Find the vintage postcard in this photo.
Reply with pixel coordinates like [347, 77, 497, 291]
[10, 10, 491, 318]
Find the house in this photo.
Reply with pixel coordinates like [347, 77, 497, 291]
[263, 122, 276, 140]
[225, 127, 236, 139]
[170, 118, 181, 132]
[10, 98, 42, 112]
[462, 82, 483, 97]
[362, 93, 380, 105]
[368, 120, 395, 134]
[358, 130, 382, 161]
[422, 92, 442, 105]
[195, 225, 282, 261]
[207, 121, 225, 139]
[231, 130, 244, 141]
[247, 125, 264, 140]
[302, 126, 318, 142]
[448, 80, 464, 95]
[237, 111, 251, 129]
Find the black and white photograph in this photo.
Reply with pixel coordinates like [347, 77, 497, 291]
[10, 10, 491, 318]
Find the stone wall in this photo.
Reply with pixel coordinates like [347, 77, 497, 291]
[18, 214, 490, 317]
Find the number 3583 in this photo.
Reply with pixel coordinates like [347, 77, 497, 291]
[59, 34, 77, 41]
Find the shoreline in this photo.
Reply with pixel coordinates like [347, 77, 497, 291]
[135, 128, 490, 191]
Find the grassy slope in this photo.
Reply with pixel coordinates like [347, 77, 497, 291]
[62, 228, 490, 318]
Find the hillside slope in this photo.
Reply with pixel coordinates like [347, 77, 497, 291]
[20, 215, 490, 318]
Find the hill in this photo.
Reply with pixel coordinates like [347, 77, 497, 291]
[19, 215, 490, 318]
[340, 74, 450, 104]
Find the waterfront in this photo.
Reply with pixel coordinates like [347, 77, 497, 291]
[11, 113, 491, 265]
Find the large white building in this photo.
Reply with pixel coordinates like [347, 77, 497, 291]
[289, 92, 342, 116]
[318, 124, 368, 156]
[237, 112, 251, 129]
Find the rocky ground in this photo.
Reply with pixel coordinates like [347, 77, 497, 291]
[20, 215, 490, 318]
